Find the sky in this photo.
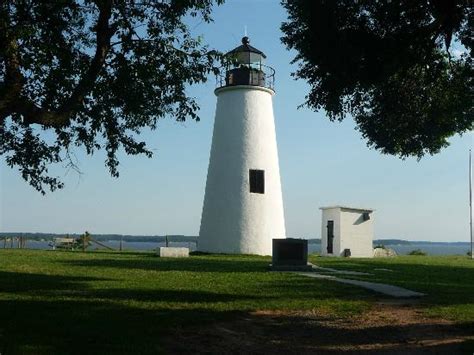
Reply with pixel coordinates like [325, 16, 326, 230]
[1, 0, 472, 242]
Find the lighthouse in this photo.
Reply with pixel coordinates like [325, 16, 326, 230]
[198, 37, 286, 255]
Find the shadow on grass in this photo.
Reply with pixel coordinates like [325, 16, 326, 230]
[0, 298, 239, 354]
[161, 311, 474, 354]
[60, 256, 270, 273]
[78, 288, 266, 303]
[2, 297, 472, 355]
[0, 271, 262, 354]
[0, 271, 109, 293]
[0, 270, 266, 303]
[0, 270, 368, 306]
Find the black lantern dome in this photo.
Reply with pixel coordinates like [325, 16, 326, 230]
[227, 36, 266, 64]
[216, 37, 275, 91]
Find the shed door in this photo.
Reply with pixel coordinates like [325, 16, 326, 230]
[327, 220, 334, 254]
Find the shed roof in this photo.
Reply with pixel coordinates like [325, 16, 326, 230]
[319, 205, 374, 212]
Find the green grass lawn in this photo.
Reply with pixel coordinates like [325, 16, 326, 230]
[0, 249, 370, 354]
[0, 249, 473, 354]
[311, 254, 474, 322]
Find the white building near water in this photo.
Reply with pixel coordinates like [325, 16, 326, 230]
[198, 37, 286, 255]
[320, 206, 374, 258]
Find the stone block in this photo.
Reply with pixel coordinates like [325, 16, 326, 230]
[373, 247, 397, 257]
[157, 247, 189, 258]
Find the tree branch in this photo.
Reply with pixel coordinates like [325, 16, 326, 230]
[53, 0, 117, 122]
[0, 5, 25, 121]
[1, 1, 117, 128]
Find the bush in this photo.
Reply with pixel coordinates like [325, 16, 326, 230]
[374, 244, 387, 249]
[408, 249, 426, 256]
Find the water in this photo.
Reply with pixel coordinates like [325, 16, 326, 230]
[378, 243, 471, 256]
[308, 243, 471, 256]
[18, 240, 197, 252]
[6, 240, 471, 256]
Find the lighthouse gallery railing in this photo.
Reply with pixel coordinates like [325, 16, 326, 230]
[216, 63, 275, 91]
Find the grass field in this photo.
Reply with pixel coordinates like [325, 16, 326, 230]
[0, 249, 473, 354]
[311, 255, 474, 322]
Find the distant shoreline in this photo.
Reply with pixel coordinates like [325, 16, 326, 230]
[0, 232, 469, 245]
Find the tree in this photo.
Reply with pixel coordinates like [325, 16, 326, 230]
[1, 0, 223, 193]
[281, 0, 473, 158]
[75, 230, 91, 251]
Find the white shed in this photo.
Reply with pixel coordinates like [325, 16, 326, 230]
[320, 206, 374, 258]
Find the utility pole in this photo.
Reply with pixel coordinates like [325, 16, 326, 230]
[470, 150, 473, 259]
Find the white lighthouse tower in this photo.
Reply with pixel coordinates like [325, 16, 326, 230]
[199, 37, 286, 255]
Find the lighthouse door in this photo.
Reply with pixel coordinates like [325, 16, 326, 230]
[327, 221, 334, 254]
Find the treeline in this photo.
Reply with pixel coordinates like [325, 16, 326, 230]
[374, 239, 412, 245]
[373, 239, 469, 245]
[307, 239, 411, 245]
[0, 233, 465, 245]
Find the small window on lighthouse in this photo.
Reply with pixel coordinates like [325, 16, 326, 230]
[249, 169, 265, 194]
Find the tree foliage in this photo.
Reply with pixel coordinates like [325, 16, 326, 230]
[0, 0, 222, 193]
[281, 0, 473, 158]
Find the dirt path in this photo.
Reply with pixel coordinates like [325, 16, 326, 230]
[162, 301, 474, 354]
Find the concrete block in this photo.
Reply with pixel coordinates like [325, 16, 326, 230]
[157, 247, 189, 258]
[373, 247, 397, 257]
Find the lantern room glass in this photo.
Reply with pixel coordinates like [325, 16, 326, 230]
[229, 51, 264, 67]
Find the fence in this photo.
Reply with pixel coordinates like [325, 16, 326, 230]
[0, 235, 198, 252]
